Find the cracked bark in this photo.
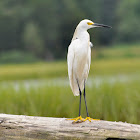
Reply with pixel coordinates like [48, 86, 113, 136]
[0, 114, 140, 140]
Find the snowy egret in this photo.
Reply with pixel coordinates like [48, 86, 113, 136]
[67, 19, 111, 122]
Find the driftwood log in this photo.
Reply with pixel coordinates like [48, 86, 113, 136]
[0, 114, 140, 140]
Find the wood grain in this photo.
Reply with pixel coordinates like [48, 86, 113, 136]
[0, 114, 140, 140]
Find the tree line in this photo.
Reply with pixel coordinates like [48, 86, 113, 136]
[0, 0, 140, 61]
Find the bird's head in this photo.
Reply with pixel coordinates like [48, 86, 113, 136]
[77, 19, 112, 30]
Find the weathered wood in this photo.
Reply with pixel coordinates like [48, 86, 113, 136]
[0, 114, 140, 140]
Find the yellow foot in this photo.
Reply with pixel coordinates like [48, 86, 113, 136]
[67, 116, 84, 122]
[83, 117, 100, 122]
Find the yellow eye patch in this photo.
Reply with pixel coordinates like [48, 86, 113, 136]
[87, 22, 94, 25]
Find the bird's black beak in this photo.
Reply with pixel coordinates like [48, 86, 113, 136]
[93, 23, 112, 28]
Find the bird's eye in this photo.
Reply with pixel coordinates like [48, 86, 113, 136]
[87, 22, 93, 25]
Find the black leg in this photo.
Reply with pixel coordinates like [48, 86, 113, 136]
[77, 80, 82, 117]
[79, 89, 82, 116]
[83, 81, 89, 117]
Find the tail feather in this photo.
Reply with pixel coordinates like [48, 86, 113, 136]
[70, 77, 79, 96]
[70, 78, 85, 96]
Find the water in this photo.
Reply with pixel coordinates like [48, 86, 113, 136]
[0, 74, 139, 92]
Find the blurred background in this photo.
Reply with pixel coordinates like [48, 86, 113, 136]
[0, 0, 140, 124]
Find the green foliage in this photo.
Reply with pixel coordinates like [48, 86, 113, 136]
[0, 56, 140, 124]
[0, 74, 140, 124]
[1, 0, 140, 60]
[0, 44, 140, 81]
[0, 58, 140, 81]
[116, 0, 140, 43]
[0, 50, 40, 64]
[94, 44, 140, 59]
[23, 22, 44, 57]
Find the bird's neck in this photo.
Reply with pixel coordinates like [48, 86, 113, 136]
[72, 27, 90, 42]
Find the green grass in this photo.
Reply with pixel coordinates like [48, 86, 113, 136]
[0, 76, 140, 124]
[0, 45, 140, 124]
[0, 58, 140, 81]
[0, 43, 140, 81]
[0, 61, 67, 81]
[93, 43, 140, 59]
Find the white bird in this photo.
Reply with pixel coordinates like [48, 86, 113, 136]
[67, 19, 111, 122]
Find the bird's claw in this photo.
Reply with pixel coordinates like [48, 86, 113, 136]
[67, 116, 84, 123]
[67, 116, 99, 123]
[83, 117, 100, 122]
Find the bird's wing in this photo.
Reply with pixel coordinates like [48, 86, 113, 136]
[86, 42, 91, 81]
[67, 39, 79, 96]
[67, 43, 74, 82]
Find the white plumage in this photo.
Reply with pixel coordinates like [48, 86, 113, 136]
[67, 19, 92, 96]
